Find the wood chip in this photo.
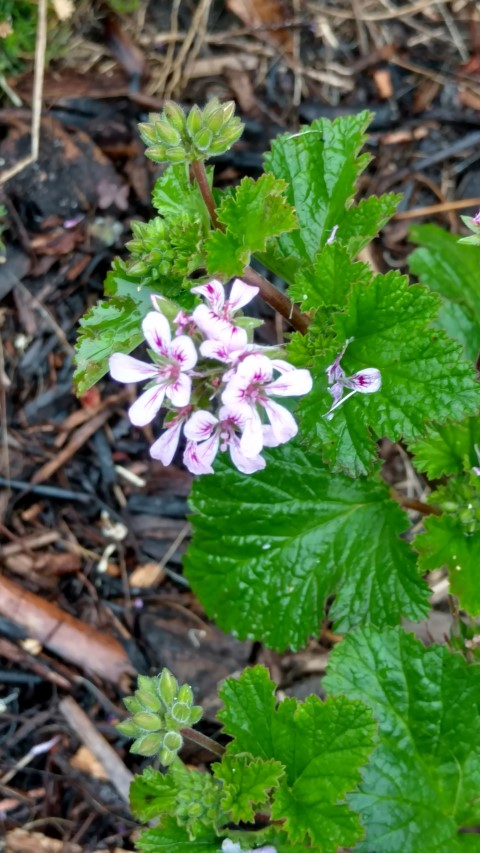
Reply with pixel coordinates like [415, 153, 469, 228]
[70, 745, 108, 780]
[5, 830, 82, 853]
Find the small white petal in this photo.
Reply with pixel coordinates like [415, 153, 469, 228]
[191, 279, 225, 313]
[169, 335, 198, 370]
[128, 384, 166, 426]
[184, 410, 218, 442]
[240, 410, 264, 458]
[266, 368, 312, 397]
[149, 419, 183, 465]
[193, 305, 248, 346]
[109, 353, 158, 383]
[166, 373, 192, 407]
[236, 353, 273, 384]
[344, 368, 382, 394]
[227, 278, 259, 312]
[270, 358, 295, 374]
[229, 434, 266, 474]
[183, 435, 219, 475]
[142, 312, 171, 355]
[262, 399, 298, 445]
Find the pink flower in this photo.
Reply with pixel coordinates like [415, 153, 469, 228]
[149, 407, 191, 465]
[183, 408, 266, 475]
[473, 210, 480, 226]
[325, 339, 381, 420]
[474, 444, 480, 477]
[109, 312, 197, 427]
[221, 354, 312, 458]
[192, 278, 258, 343]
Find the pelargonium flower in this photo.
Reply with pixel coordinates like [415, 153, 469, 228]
[325, 339, 381, 420]
[183, 407, 266, 475]
[473, 444, 480, 477]
[222, 354, 312, 458]
[192, 278, 258, 344]
[473, 210, 480, 226]
[109, 312, 197, 427]
[149, 406, 191, 465]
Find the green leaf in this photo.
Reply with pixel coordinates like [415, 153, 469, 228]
[416, 514, 480, 616]
[184, 443, 429, 650]
[409, 417, 480, 478]
[136, 818, 219, 852]
[262, 112, 373, 272]
[74, 265, 154, 394]
[205, 174, 297, 278]
[170, 762, 224, 838]
[218, 665, 376, 851]
[334, 193, 401, 258]
[130, 767, 176, 822]
[298, 271, 480, 476]
[409, 224, 480, 361]
[324, 626, 480, 853]
[213, 755, 284, 823]
[152, 163, 212, 222]
[289, 243, 372, 311]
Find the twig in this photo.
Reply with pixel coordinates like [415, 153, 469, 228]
[191, 161, 310, 334]
[181, 726, 225, 758]
[0, 0, 47, 185]
[394, 197, 480, 221]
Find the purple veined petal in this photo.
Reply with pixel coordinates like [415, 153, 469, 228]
[149, 419, 184, 465]
[228, 433, 266, 474]
[109, 353, 159, 384]
[142, 311, 172, 356]
[227, 278, 259, 313]
[128, 384, 166, 426]
[183, 434, 219, 475]
[235, 353, 273, 385]
[262, 424, 281, 448]
[473, 210, 480, 226]
[193, 304, 248, 347]
[191, 279, 225, 313]
[270, 358, 295, 374]
[221, 371, 251, 407]
[266, 367, 313, 397]
[169, 334, 198, 370]
[239, 409, 264, 459]
[328, 381, 344, 405]
[344, 367, 382, 394]
[166, 372, 192, 408]
[184, 410, 218, 442]
[326, 337, 353, 385]
[200, 339, 234, 363]
[262, 398, 298, 445]
[218, 404, 247, 429]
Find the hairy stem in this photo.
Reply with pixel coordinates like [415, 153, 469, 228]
[181, 726, 225, 758]
[190, 160, 310, 334]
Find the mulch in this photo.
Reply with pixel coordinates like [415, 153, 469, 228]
[0, 0, 477, 848]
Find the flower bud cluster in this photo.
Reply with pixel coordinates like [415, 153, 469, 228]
[116, 669, 202, 766]
[138, 99, 244, 164]
[109, 278, 313, 476]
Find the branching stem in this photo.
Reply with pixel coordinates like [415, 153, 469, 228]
[190, 160, 310, 334]
[181, 726, 225, 758]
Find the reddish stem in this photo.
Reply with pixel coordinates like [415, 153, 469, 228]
[181, 726, 225, 758]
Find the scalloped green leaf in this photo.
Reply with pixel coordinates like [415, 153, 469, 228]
[416, 515, 480, 616]
[325, 626, 480, 853]
[297, 271, 480, 476]
[130, 767, 176, 822]
[205, 173, 297, 278]
[218, 665, 376, 851]
[289, 243, 372, 311]
[184, 443, 429, 650]
[213, 755, 284, 823]
[409, 417, 480, 478]
[74, 266, 155, 394]
[136, 818, 219, 852]
[409, 224, 480, 362]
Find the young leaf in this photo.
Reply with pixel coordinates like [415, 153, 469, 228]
[416, 514, 480, 616]
[324, 626, 480, 853]
[408, 224, 480, 362]
[74, 266, 154, 394]
[409, 417, 480, 478]
[152, 163, 212, 222]
[184, 443, 429, 650]
[170, 761, 224, 838]
[136, 817, 219, 852]
[130, 767, 176, 822]
[213, 755, 284, 823]
[289, 242, 372, 311]
[218, 665, 376, 851]
[298, 272, 480, 476]
[205, 174, 297, 278]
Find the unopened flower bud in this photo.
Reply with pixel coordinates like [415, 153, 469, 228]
[221, 100, 236, 123]
[116, 719, 140, 738]
[186, 105, 203, 137]
[194, 128, 213, 152]
[166, 146, 187, 163]
[136, 689, 163, 713]
[171, 701, 190, 724]
[205, 106, 225, 133]
[163, 730, 183, 751]
[145, 144, 168, 162]
[132, 712, 163, 732]
[177, 684, 194, 704]
[159, 746, 176, 766]
[163, 100, 186, 133]
[155, 120, 182, 147]
[133, 733, 164, 756]
[123, 695, 142, 714]
[158, 668, 178, 706]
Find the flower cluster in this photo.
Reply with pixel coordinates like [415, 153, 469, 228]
[325, 337, 382, 420]
[109, 279, 312, 475]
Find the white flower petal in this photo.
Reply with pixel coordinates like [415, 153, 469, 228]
[109, 353, 158, 383]
[270, 358, 295, 374]
[169, 334, 198, 370]
[266, 368, 313, 397]
[227, 278, 259, 312]
[240, 410, 264, 458]
[344, 368, 382, 394]
[166, 373, 192, 407]
[128, 384, 166, 426]
[262, 399, 297, 445]
[236, 353, 273, 384]
[142, 312, 171, 355]
[193, 305, 248, 346]
[191, 279, 225, 313]
[184, 410, 218, 442]
[183, 435, 219, 475]
[229, 434, 266, 474]
[149, 419, 183, 465]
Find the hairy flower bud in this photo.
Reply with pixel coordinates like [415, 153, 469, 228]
[163, 100, 186, 133]
[158, 668, 178, 706]
[163, 730, 183, 751]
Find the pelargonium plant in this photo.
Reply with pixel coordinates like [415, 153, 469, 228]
[75, 99, 480, 851]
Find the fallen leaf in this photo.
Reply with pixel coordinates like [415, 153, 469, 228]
[226, 0, 293, 54]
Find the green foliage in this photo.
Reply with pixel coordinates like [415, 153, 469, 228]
[185, 443, 429, 650]
[409, 224, 480, 361]
[212, 755, 283, 823]
[416, 514, 480, 616]
[289, 243, 372, 311]
[297, 271, 480, 476]
[219, 666, 376, 851]
[205, 174, 297, 277]
[325, 626, 480, 852]
[409, 417, 480, 478]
